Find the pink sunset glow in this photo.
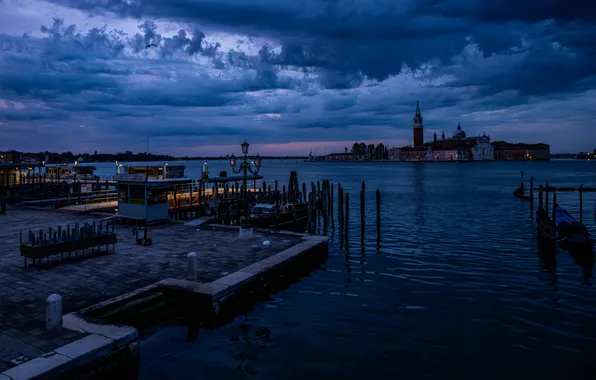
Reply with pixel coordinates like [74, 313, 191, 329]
[169, 139, 411, 157]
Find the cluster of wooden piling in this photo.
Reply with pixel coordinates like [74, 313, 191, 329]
[6, 170, 386, 247]
[520, 171, 592, 220]
[535, 184, 588, 218]
[19, 221, 117, 267]
[170, 177, 307, 222]
[303, 180, 382, 250]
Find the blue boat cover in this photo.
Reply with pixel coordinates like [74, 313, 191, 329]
[555, 206, 575, 227]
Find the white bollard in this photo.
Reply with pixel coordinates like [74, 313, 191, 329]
[187, 252, 197, 280]
[239, 227, 253, 239]
[46, 294, 63, 333]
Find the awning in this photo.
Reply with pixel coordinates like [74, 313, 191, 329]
[148, 185, 172, 192]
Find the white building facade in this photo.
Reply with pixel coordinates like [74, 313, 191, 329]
[471, 133, 494, 161]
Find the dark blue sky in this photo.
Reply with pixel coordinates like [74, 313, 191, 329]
[1, 0, 595, 155]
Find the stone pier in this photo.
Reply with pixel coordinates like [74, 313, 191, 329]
[0, 205, 326, 378]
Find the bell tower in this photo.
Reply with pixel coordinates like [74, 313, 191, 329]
[413, 101, 424, 148]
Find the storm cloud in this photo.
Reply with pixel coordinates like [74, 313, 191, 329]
[0, 0, 595, 155]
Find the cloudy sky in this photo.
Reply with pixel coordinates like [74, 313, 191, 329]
[1, 0, 595, 156]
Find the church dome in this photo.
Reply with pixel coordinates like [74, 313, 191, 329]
[453, 124, 466, 138]
[478, 131, 490, 142]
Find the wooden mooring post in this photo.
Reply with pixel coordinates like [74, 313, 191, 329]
[275, 180, 279, 205]
[545, 182, 549, 215]
[322, 181, 328, 235]
[530, 176, 534, 203]
[552, 190, 557, 239]
[579, 184, 583, 223]
[302, 183, 307, 203]
[360, 181, 365, 240]
[344, 193, 349, 250]
[538, 185, 543, 211]
[311, 182, 317, 230]
[376, 189, 381, 244]
[338, 184, 343, 228]
[317, 181, 321, 216]
[329, 183, 335, 226]
[307, 192, 312, 233]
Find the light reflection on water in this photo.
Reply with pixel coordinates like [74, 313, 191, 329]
[118, 160, 596, 379]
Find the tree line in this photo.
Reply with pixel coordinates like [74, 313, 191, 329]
[348, 142, 389, 160]
[12, 151, 308, 163]
[18, 151, 175, 163]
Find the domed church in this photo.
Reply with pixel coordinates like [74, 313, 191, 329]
[388, 101, 549, 162]
[423, 122, 494, 161]
[453, 124, 466, 139]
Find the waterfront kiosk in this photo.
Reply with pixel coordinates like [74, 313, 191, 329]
[120, 164, 185, 179]
[0, 163, 44, 187]
[115, 165, 190, 224]
[45, 163, 97, 180]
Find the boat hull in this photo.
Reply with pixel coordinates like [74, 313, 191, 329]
[558, 234, 595, 253]
[249, 206, 309, 228]
[556, 205, 594, 254]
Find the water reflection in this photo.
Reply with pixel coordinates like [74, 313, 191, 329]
[344, 255, 352, 293]
[537, 236, 595, 292]
[411, 163, 425, 231]
[186, 324, 199, 343]
[536, 239, 558, 303]
[228, 320, 272, 376]
[567, 250, 595, 286]
[138, 160, 596, 380]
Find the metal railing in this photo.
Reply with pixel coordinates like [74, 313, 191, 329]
[65, 190, 118, 211]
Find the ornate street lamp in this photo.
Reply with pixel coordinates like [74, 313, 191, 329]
[229, 140, 262, 231]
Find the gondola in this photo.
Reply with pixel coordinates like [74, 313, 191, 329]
[249, 203, 309, 228]
[555, 204, 594, 253]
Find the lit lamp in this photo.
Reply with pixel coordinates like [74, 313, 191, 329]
[202, 162, 209, 179]
[229, 140, 262, 237]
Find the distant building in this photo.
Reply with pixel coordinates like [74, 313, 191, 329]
[577, 149, 596, 159]
[388, 102, 548, 161]
[325, 153, 358, 161]
[388, 147, 401, 161]
[0, 150, 21, 164]
[421, 125, 494, 161]
[472, 133, 494, 160]
[492, 142, 550, 161]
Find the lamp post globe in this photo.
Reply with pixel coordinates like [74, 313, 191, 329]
[229, 141, 262, 231]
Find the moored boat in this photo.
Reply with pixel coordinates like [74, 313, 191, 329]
[249, 202, 309, 228]
[555, 204, 594, 253]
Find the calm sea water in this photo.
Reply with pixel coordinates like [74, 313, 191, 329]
[101, 160, 596, 379]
